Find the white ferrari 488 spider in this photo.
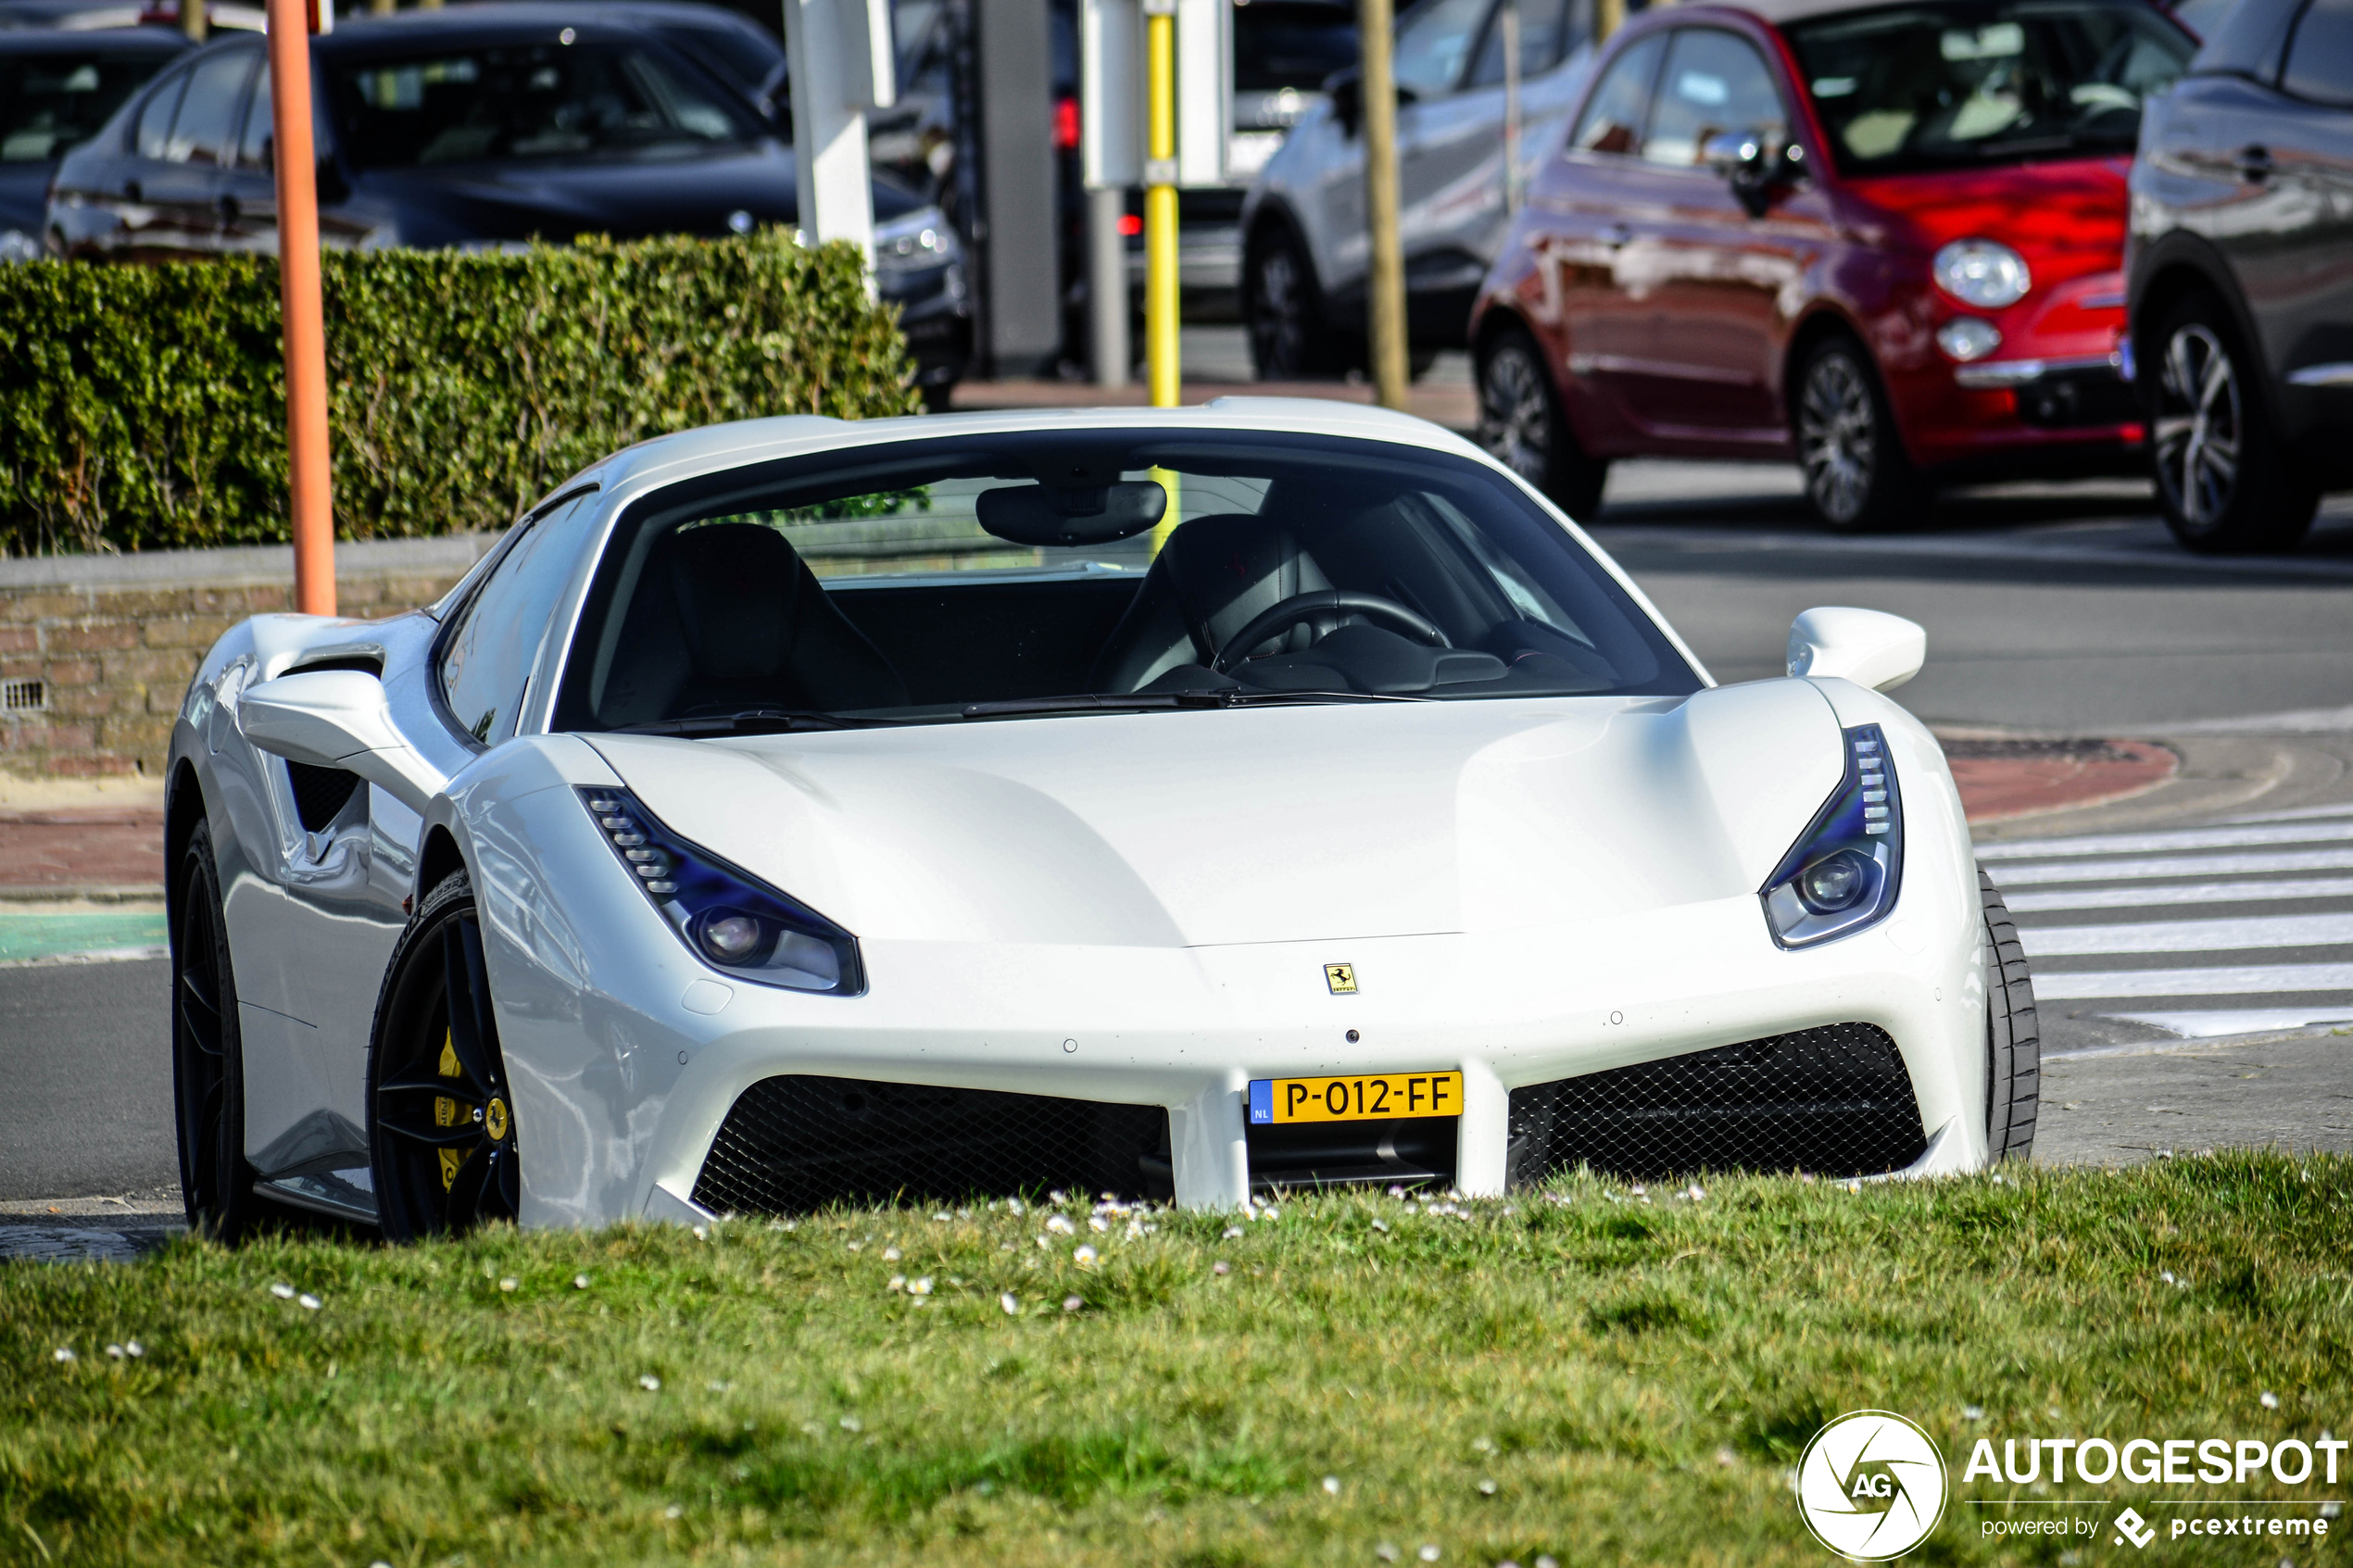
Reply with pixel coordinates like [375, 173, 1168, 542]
[165, 400, 2037, 1240]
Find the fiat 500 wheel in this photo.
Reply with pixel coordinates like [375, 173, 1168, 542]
[367, 871, 522, 1239]
[1794, 337, 1924, 533]
[1477, 328, 1608, 520]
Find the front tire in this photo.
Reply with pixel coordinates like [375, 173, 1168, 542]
[1246, 224, 1340, 379]
[172, 820, 265, 1240]
[1793, 335, 1926, 533]
[2147, 292, 2319, 553]
[1477, 326, 1609, 520]
[1982, 869, 2039, 1160]
[366, 870, 522, 1240]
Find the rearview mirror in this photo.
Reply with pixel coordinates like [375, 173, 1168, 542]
[1786, 606, 1925, 693]
[1702, 129, 1799, 215]
[975, 480, 1167, 546]
[239, 669, 447, 814]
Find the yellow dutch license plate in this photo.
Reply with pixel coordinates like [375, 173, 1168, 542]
[1248, 1072, 1463, 1125]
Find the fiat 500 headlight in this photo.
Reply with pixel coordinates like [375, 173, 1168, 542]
[578, 788, 863, 995]
[1933, 239, 2032, 309]
[1761, 724, 1903, 948]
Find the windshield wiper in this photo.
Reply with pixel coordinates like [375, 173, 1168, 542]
[960, 689, 1424, 720]
[611, 709, 895, 736]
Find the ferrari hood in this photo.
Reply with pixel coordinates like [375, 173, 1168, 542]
[586, 683, 1845, 949]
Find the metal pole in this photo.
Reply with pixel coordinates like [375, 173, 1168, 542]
[1357, 0, 1408, 410]
[1144, 0, 1179, 408]
[1088, 186, 1130, 387]
[182, 0, 206, 43]
[1502, 0, 1523, 215]
[1597, 0, 1623, 41]
[267, 0, 333, 617]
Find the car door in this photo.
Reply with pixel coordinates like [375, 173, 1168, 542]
[2245, 0, 2353, 390]
[1535, 27, 1669, 450]
[1621, 24, 1830, 441]
[216, 55, 377, 254]
[114, 44, 257, 259]
[1390, 0, 1502, 282]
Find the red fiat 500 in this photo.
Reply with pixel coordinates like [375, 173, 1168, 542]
[1469, 0, 2197, 529]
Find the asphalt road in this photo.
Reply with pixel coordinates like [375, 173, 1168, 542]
[5, 458, 2350, 1210]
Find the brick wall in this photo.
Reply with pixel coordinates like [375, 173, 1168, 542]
[0, 536, 494, 778]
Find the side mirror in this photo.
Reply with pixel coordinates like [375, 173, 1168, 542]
[1326, 66, 1362, 135]
[239, 669, 447, 815]
[1786, 606, 1925, 693]
[1702, 128, 1798, 215]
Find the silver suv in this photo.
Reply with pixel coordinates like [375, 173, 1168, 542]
[1239, 0, 1596, 375]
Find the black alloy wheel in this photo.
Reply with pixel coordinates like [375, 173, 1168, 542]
[1476, 326, 1608, 520]
[1980, 869, 2039, 1160]
[1793, 336, 1926, 533]
[2147, 293, 2320, 554]
[1246, 226, 1338, 379]
[172, 820, 264, 1240]
[367, 871, 522, 1240]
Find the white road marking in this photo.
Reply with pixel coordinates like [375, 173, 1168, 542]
[2095, 1008, 2353, 1039]
[1991, 847, 2353, 885]
[2006, 877, 2353, 912]
[2020, 912, 2353, 958]
[1978, 819, 2353, 861]
[2033, 963, 2353, 999]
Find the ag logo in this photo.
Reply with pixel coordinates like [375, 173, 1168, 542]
[1796, 1411, 1947, 1562]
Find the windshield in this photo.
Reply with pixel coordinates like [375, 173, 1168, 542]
[1785, 0, 2194, 176]
[1234, 3, 1360, 93]
[326, 41, 761, 169]
[1, 47, 178, 163]
[553, 431, 1700, 732]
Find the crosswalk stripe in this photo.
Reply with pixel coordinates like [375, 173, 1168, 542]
[2019, 912, 2353, 958]
[2032, 963, 2353, 1000]
[1978, 819, 2353, 861]
[1991, 847, 2353, 885]
[2005, 876, 2353, 912]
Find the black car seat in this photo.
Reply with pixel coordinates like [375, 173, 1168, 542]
[593, 521, 908, 722]
[1085, 512, 1334, 693]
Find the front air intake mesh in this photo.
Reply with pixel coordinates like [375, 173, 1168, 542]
[286, 760, 361, 832]
[692, 1075, 1174, 1214]
[1506, 1022, 1926, 1184]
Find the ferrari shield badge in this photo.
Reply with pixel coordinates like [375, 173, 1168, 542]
[1324, 962, 1358, 995]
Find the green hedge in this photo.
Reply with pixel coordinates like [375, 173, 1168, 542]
[0, 233, 920, 556]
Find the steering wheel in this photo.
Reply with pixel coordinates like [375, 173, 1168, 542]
[1210, 590, 1451, 673]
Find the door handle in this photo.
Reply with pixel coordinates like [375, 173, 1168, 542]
[2234, 144, 2272, 183]
[122, 180, 141, 203]
[216, 194, 240, 220]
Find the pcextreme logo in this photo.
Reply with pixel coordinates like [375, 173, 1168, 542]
[1797, 1411, 1950, 1562]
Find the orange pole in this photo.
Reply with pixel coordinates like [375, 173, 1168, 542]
[268, 0, 334, 616]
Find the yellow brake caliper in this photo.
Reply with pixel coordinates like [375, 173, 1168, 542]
[434, 1031, 465, 1191]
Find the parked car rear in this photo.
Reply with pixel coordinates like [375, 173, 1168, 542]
[2127, 0, 2353, 551]
[0, 25, 184, 260]
[44, 4, 969, 398]
[1468, 0, 2196, 527]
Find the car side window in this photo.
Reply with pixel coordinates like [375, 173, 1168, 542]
[437, 492, 596, 746]
[134, 68, 189, 160]
[162, 47, 257, 167]
[1567, 31, 1665, 154]
[1393, 0, 1497, 100]
[237, 64, 271, 168]
[1641, 28, 1785, 168]
[1469, 0, 1577, 87]
[2283, 0, 2353, 105]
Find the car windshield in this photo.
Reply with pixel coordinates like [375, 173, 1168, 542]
[1, 47, 177, 163]
[553, 431, 1701, 732]
[1234, 2, 1360, 93]
[325, 41, 761, 169]
[1785, 0, 2194, 175]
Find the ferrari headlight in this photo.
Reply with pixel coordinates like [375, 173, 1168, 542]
[578, 788, 864, 995]
[1932, 239, 2031, 309]
[1760, 724, 1903, 949]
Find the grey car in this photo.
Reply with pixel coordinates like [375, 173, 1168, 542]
[2127, 0, 2353, 551]
[1239, 0, 1596, 375]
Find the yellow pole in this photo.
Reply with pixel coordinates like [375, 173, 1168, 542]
[1358, 0, 1408, 410]
[1597, 0, 1624, 41]
[1144, 5, 1179, 408]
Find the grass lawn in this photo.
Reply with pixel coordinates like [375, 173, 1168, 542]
[4, 1152, 2348, 1566]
